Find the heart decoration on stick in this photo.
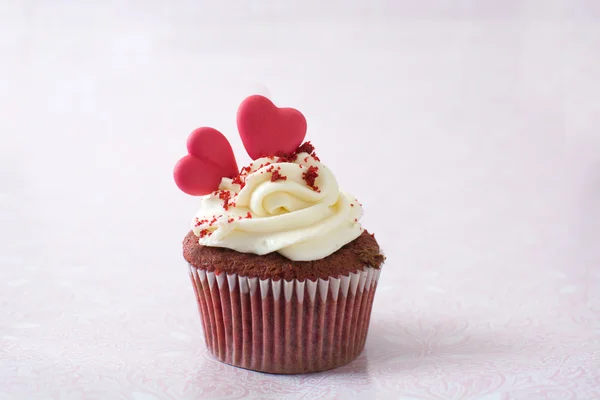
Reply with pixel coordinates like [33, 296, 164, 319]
[173, 127, 238, 196]
[236, 95, 307, 160]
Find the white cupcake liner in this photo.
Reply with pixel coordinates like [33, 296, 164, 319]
[188, 264, 381, 374]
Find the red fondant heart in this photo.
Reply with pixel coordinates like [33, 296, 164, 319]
[173, 127, 238, 196]
[236, 95, 307, 160]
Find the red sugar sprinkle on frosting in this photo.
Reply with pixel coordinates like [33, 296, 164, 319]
[217, 190, 233, 210]
[231, 174, 245, 189]
[275, 141, 320, 163]
[271, 170, 287, 182]
[275, 152, 298, 163]
[246, 212, 253, 219]
[199, 229, 211, 238]
[296, 141, 315, 155]
[194, 218, 209, 227]
[302, 165, 319, 191]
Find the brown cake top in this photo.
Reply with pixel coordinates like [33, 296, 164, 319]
[183, 230, 384, 281]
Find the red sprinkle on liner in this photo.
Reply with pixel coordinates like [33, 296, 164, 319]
[199, 229, 211, 238]
[271, 170, 287, 182]
[302, 165, 319, 191]
[246, 212, 253, 219]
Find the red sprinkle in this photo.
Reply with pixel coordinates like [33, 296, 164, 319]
[246, 212, 253, 219]
[217, 190, 233, 210]
[271, 170, 287, 182]
[231, 174, 245, 189]
[277, 141, 319, 162]
[275, 152, 298, 163]
[227, 217, 235, 223]
[302, 165, 319, 191]
[199, 229, 211, 238]
[350, 204, 354, 207]
[194, 218, 209, 227]
[296, 141, 315, 155]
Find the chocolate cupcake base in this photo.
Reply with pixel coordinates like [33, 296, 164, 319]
[188, 265, 381, 374]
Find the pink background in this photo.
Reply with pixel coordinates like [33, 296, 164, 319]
[1, 1, 599, 399]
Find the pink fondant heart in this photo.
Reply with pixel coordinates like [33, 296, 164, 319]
[173, 127, 238, 196]
[236, 95, 307, 160]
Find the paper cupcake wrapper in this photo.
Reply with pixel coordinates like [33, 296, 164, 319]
[188, 265, 381, 374]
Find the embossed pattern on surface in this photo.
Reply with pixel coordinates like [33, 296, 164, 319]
[1, 1, 600, 399]
[2, 259, 599, 399]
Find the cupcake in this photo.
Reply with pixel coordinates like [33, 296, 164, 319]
[174, 94, 384, 374]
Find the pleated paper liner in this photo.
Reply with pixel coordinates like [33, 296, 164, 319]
[188, 264, 381, 374]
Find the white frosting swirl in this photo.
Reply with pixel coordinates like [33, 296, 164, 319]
[191, 152, 363, 261]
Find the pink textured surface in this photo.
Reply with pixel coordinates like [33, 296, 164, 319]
[2, 1, 600, 399]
